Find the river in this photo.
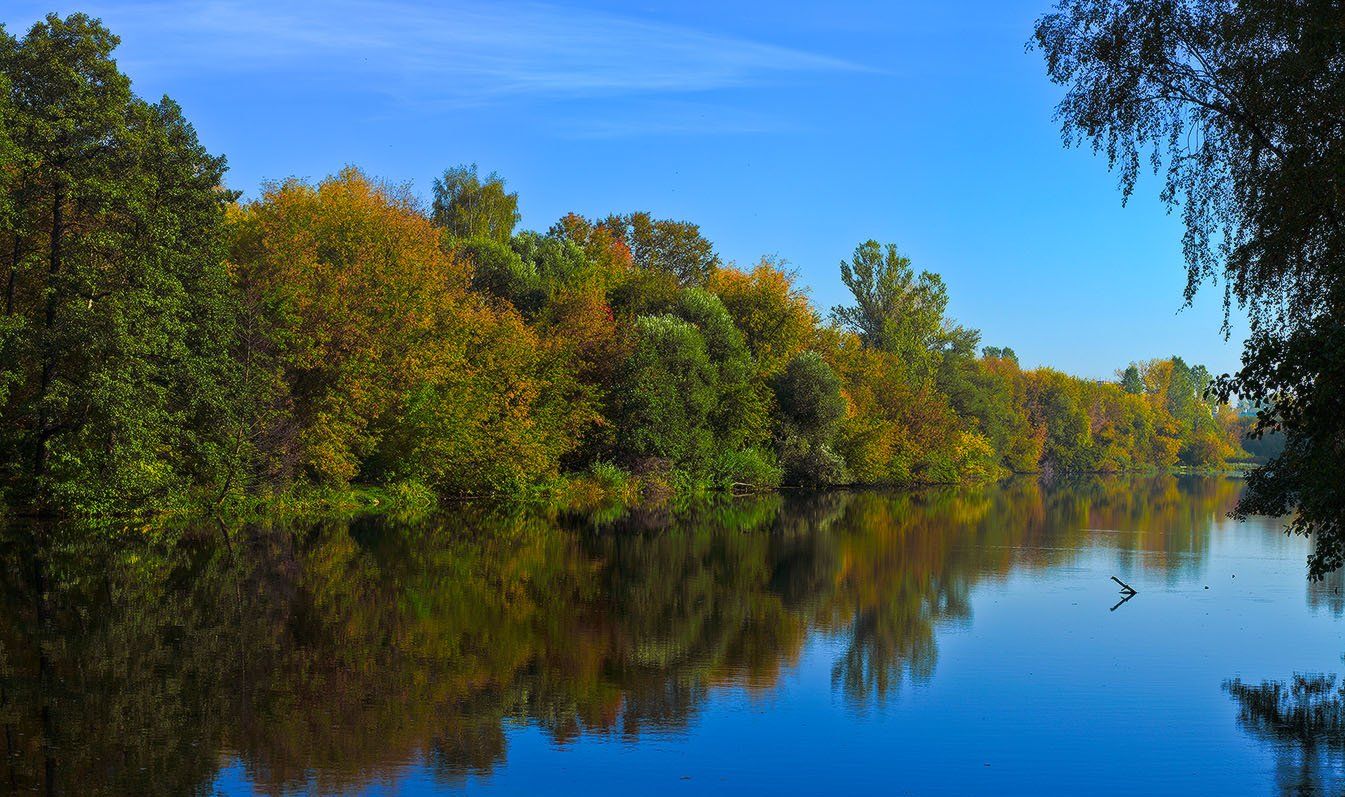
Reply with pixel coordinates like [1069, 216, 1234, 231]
[0, 475, 1339, 795]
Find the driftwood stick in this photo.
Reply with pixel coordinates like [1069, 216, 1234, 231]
[1111, 575, 1137, 595]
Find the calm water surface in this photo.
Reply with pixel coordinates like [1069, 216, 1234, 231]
[1, 476, 1342, 795]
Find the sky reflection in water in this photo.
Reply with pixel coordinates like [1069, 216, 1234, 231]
[0, 475, 1341, 795]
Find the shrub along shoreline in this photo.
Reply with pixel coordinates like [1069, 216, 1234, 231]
[0, 14, 1251, 521]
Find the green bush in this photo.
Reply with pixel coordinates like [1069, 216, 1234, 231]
[589, 460, 632, 493]
[774, 351, 846, 432]
[611, 314, 718, 468]
[773, 351, 848, 487]
[710, 447, 783, 491]
[777, 434, 846, 487]
[456, 238, 545, 314]
[676, 287, 770, 449]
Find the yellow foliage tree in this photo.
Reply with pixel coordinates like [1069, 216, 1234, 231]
[229, 167, 579, 491]
[708, 258, 817, 377]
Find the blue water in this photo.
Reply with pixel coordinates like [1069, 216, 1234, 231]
[1, 476, 1340, 795]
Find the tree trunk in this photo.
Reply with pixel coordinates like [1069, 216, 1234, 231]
[32, 184, 63, 481]
[3, 234, 17, 316]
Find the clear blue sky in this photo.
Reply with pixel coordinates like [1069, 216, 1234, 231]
[4, 0, 1248, 378]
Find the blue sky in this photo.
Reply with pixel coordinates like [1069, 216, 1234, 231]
[4, 0, 1248, 378]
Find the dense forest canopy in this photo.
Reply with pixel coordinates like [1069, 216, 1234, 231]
[0, 13, 1250, 518]
[1033, 0, 1345, 576]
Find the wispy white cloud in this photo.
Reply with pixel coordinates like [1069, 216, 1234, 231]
[33, 0, 866, 103]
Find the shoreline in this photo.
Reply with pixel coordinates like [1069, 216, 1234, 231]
[3, 465, 1256, 535]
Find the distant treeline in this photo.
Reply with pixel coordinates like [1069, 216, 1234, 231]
[0, 14, 1247, 514]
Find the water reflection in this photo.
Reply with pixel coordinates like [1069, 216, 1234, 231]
[0, 475, 1249, 794]
[1308, 568, 1345, 618]
[1225, 674, 1345, 795]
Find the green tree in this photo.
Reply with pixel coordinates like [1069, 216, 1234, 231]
[431, 163, 520, 243]
[612, 211, 720, 287]
[511, 230, 592, 292]
[1164, 356, 1200, 429]
[773, 350, 847, 485]
[610, 314, 718, 468]
[674, 288, 767, 450]
[0, 14, 239, 512]
[0, 28, 20, 410]
[456, 237, 544, 314]
[1120, 364, 1144, 395]
[831, 240, 975, 383]
[1034, 0, 1345, 576]
[776, 351, 846, 433]
[940, 354, 1031, 474]
[454, 230, 596, 317]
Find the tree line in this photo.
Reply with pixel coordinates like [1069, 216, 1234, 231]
[0, 14, 1246, 515]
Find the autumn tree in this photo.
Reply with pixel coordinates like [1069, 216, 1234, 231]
[229, 170, 464, 482]
[981, 353, 1046, 471]
[816, 328, 967, 484]
[369, 306, 585, 494]
[229, 168, 578, 492]
[548, 212, 634, 282]
[1025, 370, 1095, 472]
[590, 212, 720, 287]
[709, 258, 817, 377]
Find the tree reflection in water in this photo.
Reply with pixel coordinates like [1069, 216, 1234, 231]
[1225, 673, 1345, 796]
[0, 475, 1243, 795]
[1225, 553, 1345, 795]
[1308, 567, 1345, 618]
